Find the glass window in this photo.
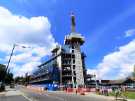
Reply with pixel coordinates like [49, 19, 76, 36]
[74, 71, 76, 75]
[73, 65, 75, 69]
[72, 46, 74, 49]
[72, 55, 75, 58]
[72, 50, 74, 53]
[73, 60, 75, 64]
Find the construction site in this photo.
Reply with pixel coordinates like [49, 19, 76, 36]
[29, 14, 91, 90]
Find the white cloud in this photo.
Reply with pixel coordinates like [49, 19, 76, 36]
[88, 39, 135, 80]
[125, 29, 135, 37]
[14, 62, 41, 77]
[0, 6, 57, 76]
[0, 6, 55, 46]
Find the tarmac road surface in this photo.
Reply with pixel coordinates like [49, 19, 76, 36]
[0, 85, 112, 101]
[19, 86, 112, 101]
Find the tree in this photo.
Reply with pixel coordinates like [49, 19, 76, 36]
[0, 64, 14, 84]
[5, 72, 14, 84]
[14, 76, 26, 85]
[0, 64, 6, 82]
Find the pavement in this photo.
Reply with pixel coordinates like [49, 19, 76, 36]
[0, 86, 29, 101]
[44, 91, 135, 101]
[85, 92, 135, 101]
[20, 86, 112, 101]
[0, 85, 135, 101]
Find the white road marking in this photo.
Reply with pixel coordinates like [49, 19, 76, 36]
[43, 93, 66, 101]
[21, 92, 36, 101]
[20, 87, 66, 101]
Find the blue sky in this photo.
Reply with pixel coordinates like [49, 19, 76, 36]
[0, 0, 135, 79]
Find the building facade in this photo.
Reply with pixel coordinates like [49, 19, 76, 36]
[30, 14, 87, 88]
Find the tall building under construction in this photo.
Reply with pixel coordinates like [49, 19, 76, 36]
[30, 14, 87, 88]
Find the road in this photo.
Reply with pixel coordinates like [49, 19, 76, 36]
[0, 85, 112, 101]
[0, 95, 28, 101]
[0, 86, 28, 101]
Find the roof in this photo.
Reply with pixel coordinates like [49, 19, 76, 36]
[64, 32, 85, 45]
[100, 80, 110, 84]
[109, 78, 135, 85]
[109, 80, 125, 84]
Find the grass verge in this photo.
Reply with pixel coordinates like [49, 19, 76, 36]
[109, 91, 135, 99]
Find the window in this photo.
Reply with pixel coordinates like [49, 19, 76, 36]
[73, 65, 75, 69]
[74, 77, 76, 83]
[72, 50, 74, 53]
[73, 60, 75, 64]
[72, 46, 74, 49]
[72, 55, 75, 58]
[74, 71, 76, 75]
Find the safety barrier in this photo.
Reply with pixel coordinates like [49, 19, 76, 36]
[65, 87, 97, 95]
[89, 88, 96, 92]
[65, 87, 86, 95]
[80, 88, 85, 95]
[27, 85, 96, 96]
[66, 88, 73, 93]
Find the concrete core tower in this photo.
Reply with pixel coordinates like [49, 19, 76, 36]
[64, 13, 85, 87]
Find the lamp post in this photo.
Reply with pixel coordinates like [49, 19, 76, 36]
[0, 44, 30, 91]
[5, 44, 16, 73]
[4, 44, 31, 85]
[1, 44, 16, 90]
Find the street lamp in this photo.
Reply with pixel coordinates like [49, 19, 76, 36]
[5, 44, 16, 73]
[6, 44, 30, 73]
[0, 44, 31, 91]
[4, 44, 31, 85]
